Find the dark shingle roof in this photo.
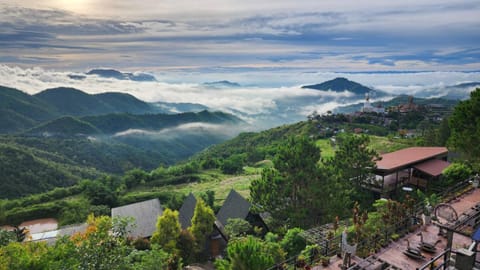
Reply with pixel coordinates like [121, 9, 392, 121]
[179, 193, 197, 229]
[111, 198, 163, 238]
[216, 190, 251, 226]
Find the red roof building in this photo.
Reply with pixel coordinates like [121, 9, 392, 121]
[365, 147, 450, 195]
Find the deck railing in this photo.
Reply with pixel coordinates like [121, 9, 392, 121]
[265, 177, 476, 270]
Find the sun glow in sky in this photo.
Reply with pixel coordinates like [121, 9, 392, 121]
[53, 0, 92, 14]
[0, 0, 478, 75]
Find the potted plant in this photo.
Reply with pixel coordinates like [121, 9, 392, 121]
[320, 255, 330, 266]
[296, 255, 306, 268]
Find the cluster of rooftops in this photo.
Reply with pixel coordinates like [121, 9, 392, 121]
[30, 189, 267, 249]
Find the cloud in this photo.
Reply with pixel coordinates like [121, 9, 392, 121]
[113, 122, 245, 139]
[2, 65, 480, 130]
[0, 4, 479, 71]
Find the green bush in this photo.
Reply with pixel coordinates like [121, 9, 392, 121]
[442, 162, 472, 186]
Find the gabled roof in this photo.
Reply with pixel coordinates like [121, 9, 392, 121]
[376, 147, 448, 172]
[413, 159, 451, 177]
[216, 190, 251, 226]
[179, 193, 197, 230]
[111, 198, 162, 238]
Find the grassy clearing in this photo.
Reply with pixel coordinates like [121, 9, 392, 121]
[162, 174, 256, 203]
[134, 173, 257, 203]
[368, 135, 416, 154]
[316, 139, 335, 159]
[244, 160, 273, 175]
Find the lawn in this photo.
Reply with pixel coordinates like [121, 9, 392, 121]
[368, 135, 416, 154]
[316, 139, 335, 159]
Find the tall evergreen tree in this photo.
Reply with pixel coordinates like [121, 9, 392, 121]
[189, 199, 215, 254]
[250, 136, 327, 228]
[448, 88, 480, 164]
[151, 209, 181, 253]
[327, 133, 379, 210]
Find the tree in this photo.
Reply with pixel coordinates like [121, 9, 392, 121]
[0, 229, 15, 247]
[327, 134, 379, 210]
[189, 199, 215, 255]
[69, 214, 131, 270]
[215, 236, 284, 270]
[151, 209, 181, 253]
[123, 168, 150, 189]
[224, 218, 252, 239]
[127, 247, 175, 270]
[442, 163, 472, 186]
[449, 88, 480, 164]
[437, 117, 451, 146]
[0, 241, 48, 270]
[221, 154, 246, 174]
[280, 228, 306, 258]
[200, 190, 215, 209]
[177, 230, 196, 265]
[81, 179, 118, 206]
[330, 134, 379, 181]
[250, 136, 328, 227]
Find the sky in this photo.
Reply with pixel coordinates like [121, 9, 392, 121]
[1, 0, 479, 74]
[1, 1, 480, 128]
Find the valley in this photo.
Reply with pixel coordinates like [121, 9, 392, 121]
[0, 75, 478, 270]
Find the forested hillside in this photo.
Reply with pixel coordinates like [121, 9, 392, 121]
[0, 86, 244, 198]
[0, 142, 100, 198]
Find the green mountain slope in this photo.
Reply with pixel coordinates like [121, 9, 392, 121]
[34, 87, 159, 116]
[0, 136, 168, 174]
[302, 77, 373, 95]
[95, 92, 155, 114]
[335, 95, 459, 114]
[193, 121, 315, 164]
[0, 86, 57, 132]
[0, 109, 37, 134]
[26, 111, 242, 135]
[27, 116, 102, 136]
[0, 142, 101, 199]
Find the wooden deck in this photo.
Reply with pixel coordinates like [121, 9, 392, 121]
[312, 188, 480, 270]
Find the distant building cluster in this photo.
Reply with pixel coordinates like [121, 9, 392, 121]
[361, 92, 385, 114]
[387, 95, 420, 113]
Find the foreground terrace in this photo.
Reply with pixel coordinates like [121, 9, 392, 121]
[321, 188, 479, 270]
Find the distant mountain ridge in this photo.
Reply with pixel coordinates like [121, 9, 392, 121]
[302, 77, 374, 95]
[451, 82, 480, 88]
[0, 86, 212, 133]
[203, 80, 241, 88]
[25, 111, 243, 136]
[34, 87, 157, 116]
[81, 68, 157, 81]
[334, 95, 459, 114]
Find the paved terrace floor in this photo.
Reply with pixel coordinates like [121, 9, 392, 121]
[314, 187, 480, 270]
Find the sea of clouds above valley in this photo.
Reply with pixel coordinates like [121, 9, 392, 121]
[1, 65, 480, 128]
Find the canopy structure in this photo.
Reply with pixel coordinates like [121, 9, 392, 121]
[413, 159, 451, 177]
[375, 147, 448, 174]
[365, 147, 449, 195]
